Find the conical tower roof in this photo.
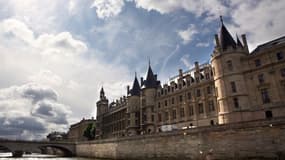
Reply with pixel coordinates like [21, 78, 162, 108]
[219, 16, 237, 51]
[144, 64, 157, 88]
[130, 73, 141, 96]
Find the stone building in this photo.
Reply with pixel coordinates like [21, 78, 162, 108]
[96, 18, 285, 139]
[67, 118, 96, 141]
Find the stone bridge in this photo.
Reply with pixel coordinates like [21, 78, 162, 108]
[0, 139, 76, 157]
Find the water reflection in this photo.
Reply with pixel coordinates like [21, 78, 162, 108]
[0, 153, 99, 160]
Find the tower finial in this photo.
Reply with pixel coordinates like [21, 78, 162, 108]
[148, 56, 151, 66]
[220, 15, 224, 25]
[135, 71, 137, 77]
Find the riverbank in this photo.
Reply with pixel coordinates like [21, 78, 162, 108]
[76, 118, 285, 160]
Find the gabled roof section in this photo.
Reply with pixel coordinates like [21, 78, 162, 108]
[219, 16, 237, 51]
[129, 74, 141, 96]
[252, 35, 285, 54]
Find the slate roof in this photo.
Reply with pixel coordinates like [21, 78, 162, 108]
[129, 75, 141, 96]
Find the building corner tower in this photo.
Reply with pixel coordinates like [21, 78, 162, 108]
[96, 87, 108, 138]
[211, 16, 250, 124]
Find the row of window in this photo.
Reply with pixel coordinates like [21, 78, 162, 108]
[158, 73, 213, 97]
[158, 86, 213, 107]
[212, 52, 284, 75]
[157, 101, 215, 122]
[255, 51, 284, 67]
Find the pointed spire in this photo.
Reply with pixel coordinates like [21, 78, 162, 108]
[219, 16, 236, 51]
[100, 86, 106, 100]
[100, 86, 104, 94]
[130, 73, 141, 96]
[220, 15, 224, 25]
[236, 34, 243, 48]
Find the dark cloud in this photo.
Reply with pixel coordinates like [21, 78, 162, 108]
[0, 83, 71, 140]
[20, 84, 58, 103]
[31, 100, 70, 124]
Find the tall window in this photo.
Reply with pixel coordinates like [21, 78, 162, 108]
[277, 52, 284, 60]
[208, 100, 215, 112]
[179, 95, 183, 102]
[180, 108, 185, 117]
[164, 100, 168, 106]
[261, 89, 270, 104]
[172, 97, 175, 104]
[227, 60, 233, 71]
[207, 86, 212, 94]
[187, 92, 192, 100]
[258, 74, 264, 84]
[172, 110, 176, 119]
[213, 67, 215, 76]
[189, 105, 194, 116]
[230, 81, 237, 93]
[198, 103, 204, 114]
[158, 102, 161, 108]
[196, 89, 201, 97]
[255, 59, 261, 67]
[233, 97, 239, 108]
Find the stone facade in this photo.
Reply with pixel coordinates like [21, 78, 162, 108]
[96, 18, 285, 139]
[67, 118, 96, 141]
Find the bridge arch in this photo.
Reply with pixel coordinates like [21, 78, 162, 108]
[38, 145, 74, 157]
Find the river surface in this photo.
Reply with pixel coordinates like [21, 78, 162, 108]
[0, 153, 106, 160]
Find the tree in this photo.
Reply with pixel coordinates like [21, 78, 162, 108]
[83, 123, 96, 140]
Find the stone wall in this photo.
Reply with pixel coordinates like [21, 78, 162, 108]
[76, 118, 285, 160]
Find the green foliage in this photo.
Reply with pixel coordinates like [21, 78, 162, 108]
[83, 123, 96, 140]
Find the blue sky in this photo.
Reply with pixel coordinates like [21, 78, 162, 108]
[0, 0, 285, 139]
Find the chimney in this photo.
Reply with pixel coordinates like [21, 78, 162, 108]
[154, 74, 157, 80]
[179, 69, 183, 77]
[195, 61, 199, 71]
[215, 34, 220, 48]
[127, 85, 130, 95]
[141, 77, 144, 86]
[241, 34, 249, 53]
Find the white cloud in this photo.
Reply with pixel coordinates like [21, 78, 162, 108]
[180, 54, 193, 68]
[29, 70, 63, 87]
[91, 0, 125, 19]
[227, 0, 285, 51]
[134, 0, 227, 20]
[196, 42, 209, 47]
[177, 24, 198, 44]
[0, 18, 133, 137]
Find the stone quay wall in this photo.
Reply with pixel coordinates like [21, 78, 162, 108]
[76, 118, 285, 160]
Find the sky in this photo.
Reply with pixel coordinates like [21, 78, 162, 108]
[0, 0, 285, 140]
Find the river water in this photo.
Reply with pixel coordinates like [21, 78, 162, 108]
[0, 153, 105, 160]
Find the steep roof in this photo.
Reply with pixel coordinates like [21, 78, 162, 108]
[129, 74, 141, 96]
[219, 17, 237, 51]
[143, 65, 158, 88]
[252, 36, 285, 54]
